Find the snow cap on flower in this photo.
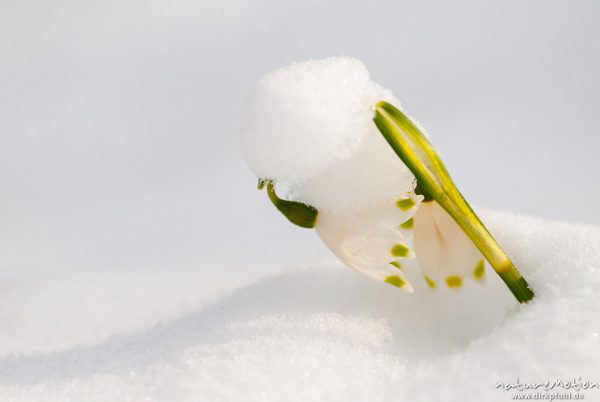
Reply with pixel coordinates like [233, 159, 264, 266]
[240, 57, 416, 213]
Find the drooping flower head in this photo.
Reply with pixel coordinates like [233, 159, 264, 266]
[241, 57, 415, 212]
[241, 57, 534, 303]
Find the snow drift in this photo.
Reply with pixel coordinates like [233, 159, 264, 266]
[1, 210, 599, 401]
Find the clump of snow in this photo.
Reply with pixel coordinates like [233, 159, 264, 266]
[1, 211, 599, 401]
[240, 57, 415, 212]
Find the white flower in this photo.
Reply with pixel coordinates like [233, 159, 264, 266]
[315, 194, 423, 292]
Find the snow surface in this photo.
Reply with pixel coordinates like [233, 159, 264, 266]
[240, 57, 415, 213]
[1, 210, 599, 402]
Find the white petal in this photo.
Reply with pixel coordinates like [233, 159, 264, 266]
[316, 225, 413, 271]
[315, 204, 417, 293]
[314, 193, 422, 292]
[316, 228, 414, 292]
[413, 202, 442, 287]
[429, 202, 483, 281]
[369, 264, 414, 293]
[413, 202, 485, 289]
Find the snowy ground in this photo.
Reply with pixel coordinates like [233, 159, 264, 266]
[1, 210, 599, 401]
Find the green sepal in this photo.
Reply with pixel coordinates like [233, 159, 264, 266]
[259, 179, 318, 229]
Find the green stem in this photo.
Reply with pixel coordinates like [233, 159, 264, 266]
[373, 101, 534, 303]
